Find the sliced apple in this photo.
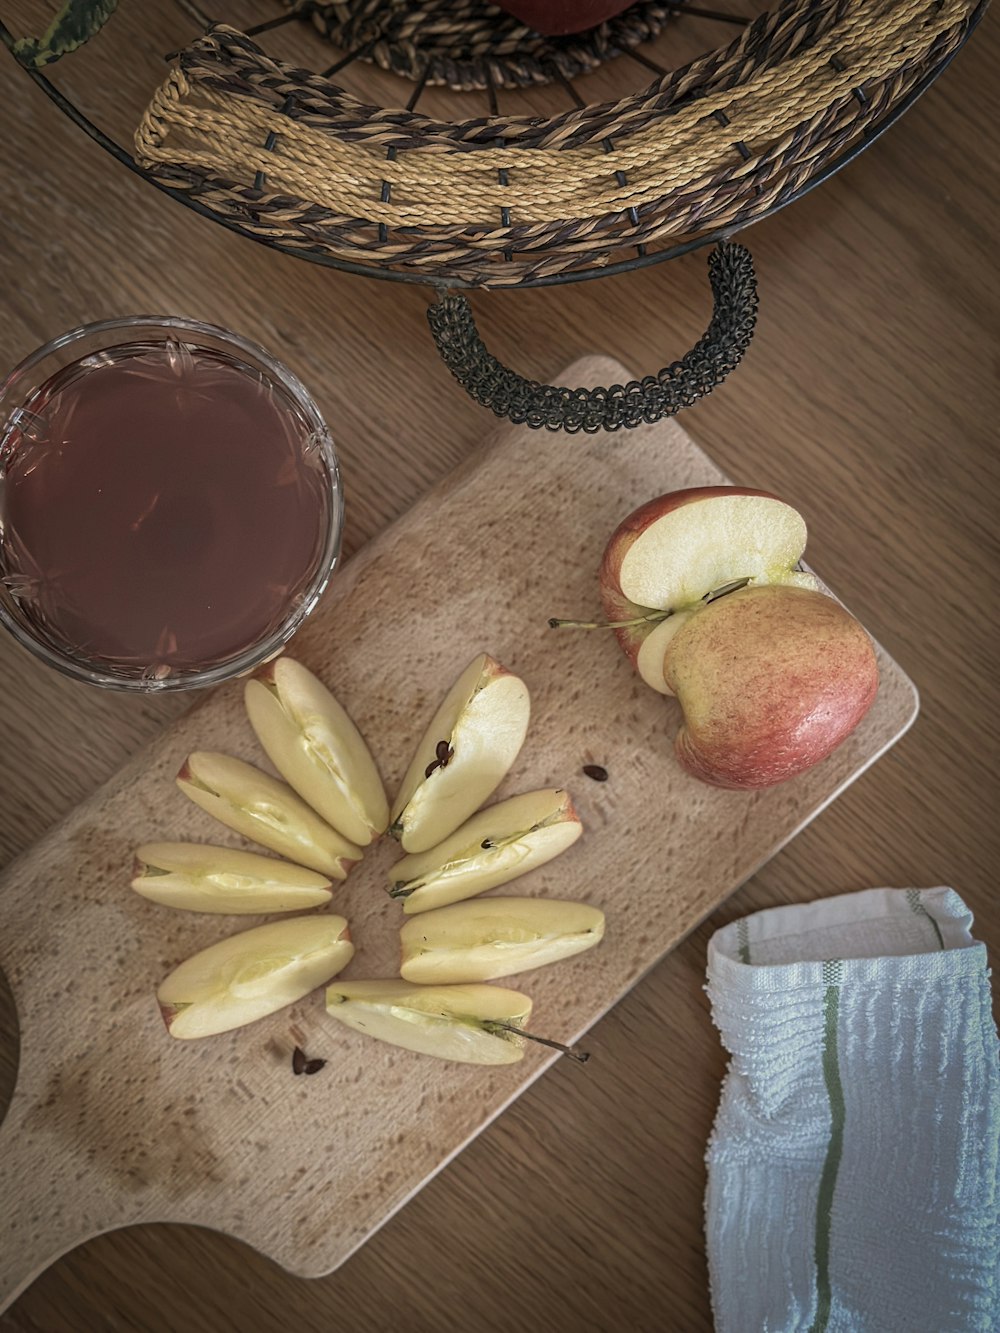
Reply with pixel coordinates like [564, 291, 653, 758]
[599, 488, 818, 690]
[607, 487, 809, 610]
[399, 896, 605, 984]
[244, 657, 388, 846]
[390, 654, 530, 854]
[176, 752, 362, 879]
[158, 914, 353, 1039]
[132, 842, 334, 914]
[664, 582, 879, 788]
[390, 788, 582, 914]
[634, 611, 695, 697]
[325, 979, 532, 1064]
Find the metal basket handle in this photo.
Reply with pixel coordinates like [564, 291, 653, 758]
[426, 242, 758, 432]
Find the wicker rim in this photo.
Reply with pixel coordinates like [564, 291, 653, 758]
[131, 0, 985, 287]
[1, 0, 986, 290]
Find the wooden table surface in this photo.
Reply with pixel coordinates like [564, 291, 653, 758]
[0, 5, 997, 1331]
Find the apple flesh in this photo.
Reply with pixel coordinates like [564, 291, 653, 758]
[399, 896, 605, 984]
[176, 751, 362, 879]
[132, 842, 334, 914]
[664, 582, 878, 788]
[158, 914, 353, 1039]
[599, 487, 817, 692]
[244, 657, 388, 847]
[390, 653, 530, 854]
[390, 788, 582, 914]
[325, 979, 532, 1064]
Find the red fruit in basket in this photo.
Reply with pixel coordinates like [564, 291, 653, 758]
[495, 2, 635, 37]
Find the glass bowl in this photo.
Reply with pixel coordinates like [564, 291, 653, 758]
[0, 316, 343, 691]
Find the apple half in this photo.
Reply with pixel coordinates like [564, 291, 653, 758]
[399, 896, 605, 984]
[245, 657, 389, 847]
[599, 487, 817, 695]
[599, 487, 878, 788]
[132, 842, 334, 914]
[389, 788, 582, 914]
[325, 979, 533, 1064]
[176, 751, 362, 879]
[665, 582, 878, 788]
[390, 653, 530, 854]
[158, 914, 353, 1039]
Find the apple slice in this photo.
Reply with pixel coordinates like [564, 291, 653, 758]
[158, 914, 353, 1039]
[244, 657, 388, 846]
[664, 582, 878, 788]
[390, 654, 530, 854]
[132, 842, 334, 914]
[390, 788, 582, 914]
[325, 980, 533, 1064]
[606, 487, 810, 610]
[399, 897, 605, 984]
[176, 752, 362, 879]
[599, 487, 818, 691]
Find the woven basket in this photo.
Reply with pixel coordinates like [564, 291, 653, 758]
[134, 0, 978, 288]
[4, 0, 986, 429]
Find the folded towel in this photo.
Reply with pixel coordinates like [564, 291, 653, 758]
[705, 887, 1000, 1332]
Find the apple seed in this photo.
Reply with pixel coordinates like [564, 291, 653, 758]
[292, 1045, 327, 1076]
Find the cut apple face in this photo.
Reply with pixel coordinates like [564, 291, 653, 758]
[390, 654, 530, 854]
[325, 979, 532, 1064]
[609, 487, 811, 610]
[390, 788, 582, 914]
[176, 752, 362, 879]
[245, 657, 388, 847]
[132, 842, 334, 914]
[158, 914, 353, 1039]
[399, 896, 605, 984]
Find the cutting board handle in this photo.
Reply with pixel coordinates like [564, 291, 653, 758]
[426, 242, 758, 432]
[0, 1101, 92, 1312]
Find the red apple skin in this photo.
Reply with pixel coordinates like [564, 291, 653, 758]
[159, 1001, 184, 1031]
[495, 2, 633, 35]
[598, 487, 782, 670]
[663, 584, 878, 789]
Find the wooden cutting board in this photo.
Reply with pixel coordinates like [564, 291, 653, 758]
[0, 357, 918, 1309]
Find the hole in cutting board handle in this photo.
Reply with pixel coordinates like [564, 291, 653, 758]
[0, 965, 19, 1127]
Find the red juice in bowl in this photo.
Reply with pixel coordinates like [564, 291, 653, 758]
[0, 323, 339, 688]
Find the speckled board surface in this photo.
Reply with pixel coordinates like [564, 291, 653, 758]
[0, 358, 918, 1308]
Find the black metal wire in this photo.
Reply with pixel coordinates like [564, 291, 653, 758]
[244, 11, 301, 38]
[405, 63, 431, 112]
[427, 242, 758, 431]
[322, 37, 377, 79]
[664, 3, 750, 24]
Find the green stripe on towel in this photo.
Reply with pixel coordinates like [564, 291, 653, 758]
[905, 889, 945, 950]
[737, 918, 750, 964]
[810, 961, 845, 1333]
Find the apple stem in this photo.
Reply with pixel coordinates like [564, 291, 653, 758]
[485, 1021, 590, 1063]
[548, 610, 671, 632]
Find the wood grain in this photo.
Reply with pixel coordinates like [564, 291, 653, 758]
[0, 3, 998, 1330]
[0, 376, 916, 1308]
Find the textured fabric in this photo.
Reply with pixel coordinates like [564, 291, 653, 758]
[705, 887, 1000, 1332]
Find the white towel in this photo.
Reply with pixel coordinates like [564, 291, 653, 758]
[704, 887, 1000, 1332]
